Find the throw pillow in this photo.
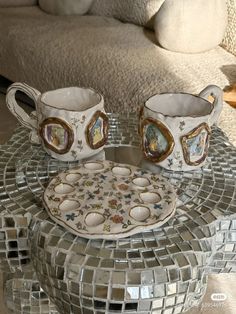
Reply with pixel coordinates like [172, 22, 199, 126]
[222, 0, 236, 57]
[155, 0, 228, 53]
[39, 0, 94, 15]
[90, 0, 165, 28]
[0, 0, 37, 6]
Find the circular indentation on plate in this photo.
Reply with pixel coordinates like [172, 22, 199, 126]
[59, 199, 80, 212]
[112, 166, 131, 176]
[84, 162, 104, 171]
[85, 212, 105, 227]
[140, 192, 161, 204]
[133, 177, 150, 188]
[54, 183, 75, 194]
[130, 206, 150, 222]
[65, 173, 81, 182]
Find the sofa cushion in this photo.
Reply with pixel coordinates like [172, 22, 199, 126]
[0, 6, 235, 113]
[155, 0, 228, 53]
[90, 0, 165, 28]
[39, 0, 93, 15]
[222, 0, 236, 57]
[0, 0, 37, 6]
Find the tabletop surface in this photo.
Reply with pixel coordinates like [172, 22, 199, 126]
[0, 113, 236, 313]
[0, 113, 235, 230]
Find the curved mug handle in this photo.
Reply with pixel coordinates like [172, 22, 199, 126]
[198, 85, 223, 126]
[6, 83, 41, 143]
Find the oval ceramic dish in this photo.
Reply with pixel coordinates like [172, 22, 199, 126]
[43, 160, 177, 239]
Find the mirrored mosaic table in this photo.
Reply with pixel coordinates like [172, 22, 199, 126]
[0, 113, 236, 314]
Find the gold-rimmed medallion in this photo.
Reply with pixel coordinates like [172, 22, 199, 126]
[141, 118, 175, 163]
[86, 111, 109, 149]
[39, 117, 74, 154]
[181, 123, 211, 166]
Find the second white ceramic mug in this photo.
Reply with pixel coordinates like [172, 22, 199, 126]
[6, 83, 109, 161]
[139, 85, 223, 171]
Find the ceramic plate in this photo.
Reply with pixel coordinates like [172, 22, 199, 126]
[43, 160, 177, 239]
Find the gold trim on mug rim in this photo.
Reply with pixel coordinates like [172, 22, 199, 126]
[40, 87, 103, 112]
[144, 92, 214, 119]
[181, 123, 211, 166]
[141, 118, 175, 163]
[39, 117, 74, 155]
[86, 111, 109, 150]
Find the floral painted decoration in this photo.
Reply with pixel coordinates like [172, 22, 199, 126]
[43, 160, 177, 240]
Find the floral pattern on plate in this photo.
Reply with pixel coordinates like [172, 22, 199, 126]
[43, 160, 177, 239]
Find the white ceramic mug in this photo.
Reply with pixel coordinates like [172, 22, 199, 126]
[6, 83, 109, 161]
[139, 85, 223, 171]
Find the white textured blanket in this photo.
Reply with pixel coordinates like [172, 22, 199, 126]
[90, 0, 165, 28]
[0, 6, 236, 113]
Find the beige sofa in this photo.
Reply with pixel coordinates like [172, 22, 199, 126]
[0, 1, 236, 113]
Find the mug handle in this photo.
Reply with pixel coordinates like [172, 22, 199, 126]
[6, 82, 41, 131]
[198, 85, 223, 126]
[138, 106, 144, 135]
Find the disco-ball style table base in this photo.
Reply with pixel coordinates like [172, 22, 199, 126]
[3, 264, 58, 314]
[0, 113, 236, 314]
